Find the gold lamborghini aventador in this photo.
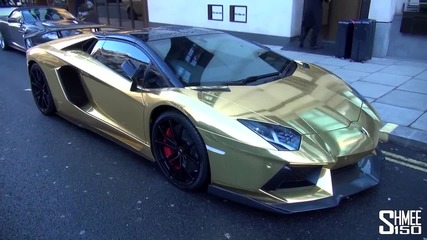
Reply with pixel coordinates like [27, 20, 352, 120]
[26, 26, 384, 213]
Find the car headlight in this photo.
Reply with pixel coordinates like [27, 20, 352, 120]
[238, 119, 302, 151]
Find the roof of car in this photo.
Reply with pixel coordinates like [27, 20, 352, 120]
[97, 25, 222, 42]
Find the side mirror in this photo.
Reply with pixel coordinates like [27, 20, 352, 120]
[121, 60, 145, 91]
[121, 59, 138, 78]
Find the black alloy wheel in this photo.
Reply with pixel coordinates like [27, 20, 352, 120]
[152, 111, 210, 190]
[0, 31, 9, 50]
[29, 63, 56, 115]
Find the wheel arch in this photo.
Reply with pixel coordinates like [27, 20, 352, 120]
[28, 61, 57, 115]
[149, 104, 212, 188]
[28, 60, 37, 75]
[148, 104, 208, 155]
[149, 105, 181, 140]
[148, 103, 205, 135]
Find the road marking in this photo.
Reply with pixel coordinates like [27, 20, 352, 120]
[385, 157, 427, 173]
[383, 151, 427, 168]
[24, 88, 31, 91]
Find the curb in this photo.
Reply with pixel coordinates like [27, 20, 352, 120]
[380, 123, 427, 152]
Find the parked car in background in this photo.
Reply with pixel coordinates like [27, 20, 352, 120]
[0, 6, 104, 51]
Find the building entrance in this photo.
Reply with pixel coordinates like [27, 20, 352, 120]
[303, 0, 371, 42]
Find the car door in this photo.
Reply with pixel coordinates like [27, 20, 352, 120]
[83, 39, 154, 145]
[6, 10, 25, 49]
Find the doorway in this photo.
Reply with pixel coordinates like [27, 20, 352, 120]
[303, 0, 371, 41]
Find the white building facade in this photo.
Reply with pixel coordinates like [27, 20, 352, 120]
[147, 0, 427, 59]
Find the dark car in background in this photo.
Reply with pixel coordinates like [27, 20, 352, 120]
[0, 6, 104, 51]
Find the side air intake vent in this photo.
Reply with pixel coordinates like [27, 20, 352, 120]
[57, 66, 89, 108]
[262, 165, 321, 191]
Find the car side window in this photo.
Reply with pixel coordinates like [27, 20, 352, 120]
[22, 10, 38, 23]
[9, 10, 22, 22]
[93, 40, 169, 89]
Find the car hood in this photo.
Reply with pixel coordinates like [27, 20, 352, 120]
[193, 64, 363, 135]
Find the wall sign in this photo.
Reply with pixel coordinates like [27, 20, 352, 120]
[230, 5, 247, 23]
[208, 4, 223, 21]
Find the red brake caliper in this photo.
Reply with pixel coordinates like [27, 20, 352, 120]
[163, 127, 180, 170]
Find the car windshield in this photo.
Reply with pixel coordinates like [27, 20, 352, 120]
[22, 8, 76, 23]
[147, 33, 294, 86]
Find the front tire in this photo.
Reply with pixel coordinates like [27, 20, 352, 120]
[151, 111, 210, 191]
[0, 31, 9, 50]
[29, 63, 56, 115]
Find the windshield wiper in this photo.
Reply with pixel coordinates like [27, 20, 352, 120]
[226, 72, 280, 86]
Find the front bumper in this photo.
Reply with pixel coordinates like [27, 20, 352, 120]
[208, 149, 383, 214]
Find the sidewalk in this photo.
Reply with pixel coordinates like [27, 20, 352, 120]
[267, 45, 427, 151]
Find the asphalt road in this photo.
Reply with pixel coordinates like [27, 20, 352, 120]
[0, 49, 426, 239]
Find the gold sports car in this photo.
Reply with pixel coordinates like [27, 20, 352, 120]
[26, 26, 384, 213]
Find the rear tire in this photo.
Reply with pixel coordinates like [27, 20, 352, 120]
[151, 111, 210, 191]
[29, 63, 56, 115]
[0, 31, 9, 50]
